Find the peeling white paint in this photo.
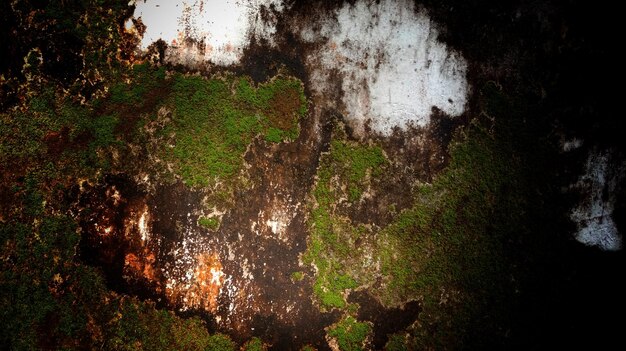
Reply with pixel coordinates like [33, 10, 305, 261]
[571, 150, 623, 251]
[303, 0, 468, 135]
[132, 0, 284, 65]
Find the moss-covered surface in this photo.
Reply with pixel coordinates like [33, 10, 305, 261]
[198, 216, 221, 231]
[0, 52, 557, 350]
[326, 316, 371, 351]
[0, 89, 120, 179]
[302, 131, 387, 311]
[301, 81, 562, 349]
[160, 74, 306, 189]
[242, 337, 267, 351]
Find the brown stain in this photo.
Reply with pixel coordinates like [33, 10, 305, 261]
[205, 95, 340, 348]
[267, 86, 301, 131]
[118, 18, 144, 63]
[41, 126, 92, 160]
[43, 129, 67, 156]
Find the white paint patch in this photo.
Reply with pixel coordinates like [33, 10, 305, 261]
[303, 0, 468, 135]
[138, 208, 150, 242]
[571, 150, 623, 251]
[132, 0, 283, 65]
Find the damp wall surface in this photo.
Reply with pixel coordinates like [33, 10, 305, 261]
[70, 0, 625, 349]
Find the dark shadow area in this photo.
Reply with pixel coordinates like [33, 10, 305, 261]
[348, 291, 421, 349]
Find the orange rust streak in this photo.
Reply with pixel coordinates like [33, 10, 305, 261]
[124, 249, 159, 288]
[143, 252, 157, 281]
[166, 253, 224, 312]
[125, 253, 142, 272]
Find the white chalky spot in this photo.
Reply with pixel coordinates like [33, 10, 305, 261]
[138, 208, 150, 242]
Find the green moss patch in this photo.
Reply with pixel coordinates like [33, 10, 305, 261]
[302, 134, 387, 310]
[327, 316, 371, 351]
[198, 216, 220, 230]
[158, 75, 306, 192]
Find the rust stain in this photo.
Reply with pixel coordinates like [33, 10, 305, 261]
[125, 253, 142, 273]
[124, 249, 158, 283]
[166, 253, 225, 312]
